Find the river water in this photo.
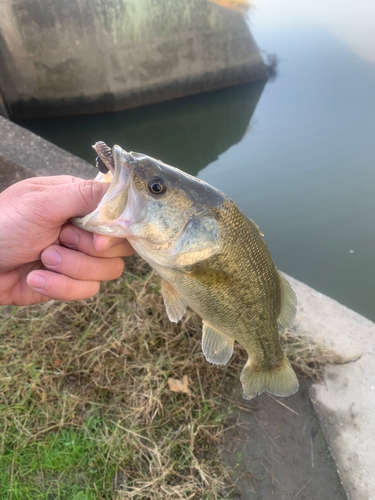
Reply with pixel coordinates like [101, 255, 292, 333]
[18, 0, 375, 322]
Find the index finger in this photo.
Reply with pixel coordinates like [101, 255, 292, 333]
[60, 224, 134, 258]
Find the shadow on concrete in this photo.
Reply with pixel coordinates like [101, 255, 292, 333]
[222, 379, 347, 500]
[0, 155, 36, 192]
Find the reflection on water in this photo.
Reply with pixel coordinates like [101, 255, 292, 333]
[18, 1, 375, 321]
[20, 81, 265, 177]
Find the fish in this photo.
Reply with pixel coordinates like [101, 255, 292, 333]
[73, 141, 299, 400]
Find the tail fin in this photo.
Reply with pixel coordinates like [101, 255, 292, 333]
[240, 355, 299, 400]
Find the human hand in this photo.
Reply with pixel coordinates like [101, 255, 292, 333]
[0, 176, 134, 306]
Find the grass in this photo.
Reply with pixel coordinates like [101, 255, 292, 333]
[1, 425, 110, 499]
[0, 255, 332, 499]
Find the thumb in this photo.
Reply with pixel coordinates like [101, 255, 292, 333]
[0, 176, 109, 230]
[49, 178, 109, 223]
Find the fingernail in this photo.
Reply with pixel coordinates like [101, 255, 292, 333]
[28, 273, 46, 290]
[61, 227, 79, 247]
[42, 248, 62, 266]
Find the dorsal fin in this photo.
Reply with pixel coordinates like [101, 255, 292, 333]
[277, 273, 297, 330]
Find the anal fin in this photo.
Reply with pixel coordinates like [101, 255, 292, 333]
[161, 280, 186, 323]
[202, 322, 234, 365]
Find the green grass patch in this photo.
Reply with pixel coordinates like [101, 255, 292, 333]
[0, 424, 112, 500]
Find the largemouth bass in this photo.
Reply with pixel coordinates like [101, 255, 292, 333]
[73, 142, 299, 400]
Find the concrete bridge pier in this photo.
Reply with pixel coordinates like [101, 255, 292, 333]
[0, 0, 268, 119]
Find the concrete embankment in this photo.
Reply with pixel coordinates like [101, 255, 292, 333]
[1, 116, 374, 499]
[0, 0, 268, 119]
[289, 275, 375, 500]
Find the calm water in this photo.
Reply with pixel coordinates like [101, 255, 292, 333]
[18, 0, 375, 321]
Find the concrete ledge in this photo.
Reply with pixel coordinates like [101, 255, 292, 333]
[0, 115, 93, 186]
[0, 154, 36, 192]
[289, 275, 375, 500]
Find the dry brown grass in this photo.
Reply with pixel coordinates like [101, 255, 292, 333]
[280, 328, 335, 381]
[0, 255, 332, 499]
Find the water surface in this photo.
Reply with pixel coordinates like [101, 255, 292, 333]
[19, 0, 375, 321]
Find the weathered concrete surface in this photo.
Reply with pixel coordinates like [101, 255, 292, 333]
[0, 0, 268, 119]
[288, 275, 375, 500]
[0, 90, 9, 118]
[0, 155, 36, 193]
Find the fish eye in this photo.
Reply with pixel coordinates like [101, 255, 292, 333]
[148, 177, 167, 195]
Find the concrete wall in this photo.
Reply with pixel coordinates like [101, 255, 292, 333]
[0, 90, 9, 118]
[0, 0, 268, 119]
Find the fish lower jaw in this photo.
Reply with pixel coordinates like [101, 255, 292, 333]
[93, 224, 132, 237]
[72, 217, 132, 238]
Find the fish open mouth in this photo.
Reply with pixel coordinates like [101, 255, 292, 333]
[71, 142, 135, 236]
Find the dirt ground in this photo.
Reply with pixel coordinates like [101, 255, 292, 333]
[222, 379, 347, 500]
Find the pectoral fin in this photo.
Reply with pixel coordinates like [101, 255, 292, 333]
[172, 215, 222, 267]
[202, 322, 234, 365]
[161, 280, 186, 323]
[277, 273, 297, 330]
